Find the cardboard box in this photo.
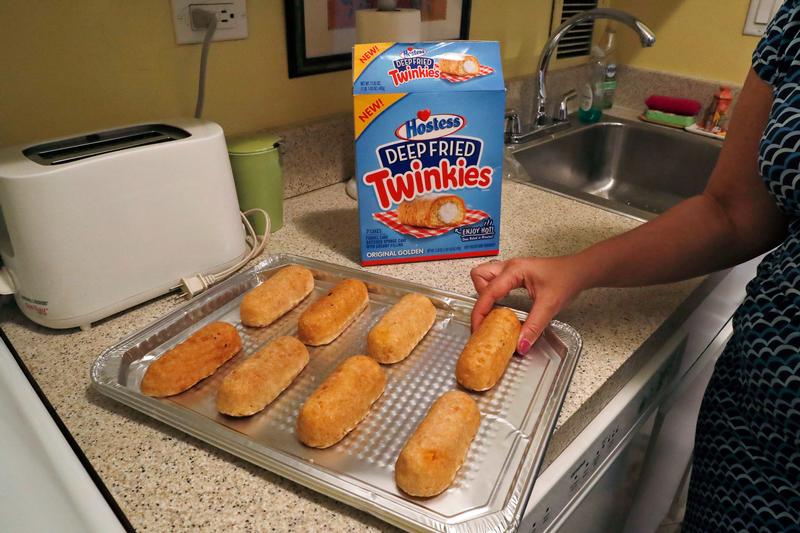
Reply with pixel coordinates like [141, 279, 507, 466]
[353, 41, 505, 266]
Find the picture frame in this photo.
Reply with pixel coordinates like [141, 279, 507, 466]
[284, 0, 472, 78]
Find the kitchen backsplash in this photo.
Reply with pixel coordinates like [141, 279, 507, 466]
[273, 115, 354, 198]
[506, 64, 744, 126]
[269, 65, 743, 200]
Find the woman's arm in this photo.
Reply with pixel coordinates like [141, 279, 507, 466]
[577, 69, 786, 286]
[472, 69, 789, 353]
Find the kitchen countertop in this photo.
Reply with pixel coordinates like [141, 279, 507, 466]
[0, 179, 701, 532]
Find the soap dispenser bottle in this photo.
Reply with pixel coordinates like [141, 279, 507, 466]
[600, 27, 617, 109]
[578, 45, 605, 124]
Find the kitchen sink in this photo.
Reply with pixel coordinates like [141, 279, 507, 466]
[507, 115, 722, 220]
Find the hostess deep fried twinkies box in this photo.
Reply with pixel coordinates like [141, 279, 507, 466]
[353, 41, 505, 266]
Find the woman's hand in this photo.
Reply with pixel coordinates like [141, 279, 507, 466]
[468, 71, 785, 357]
[470, 256, 590, 355]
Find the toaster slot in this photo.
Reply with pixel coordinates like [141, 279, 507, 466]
[23, 124, 190, 165]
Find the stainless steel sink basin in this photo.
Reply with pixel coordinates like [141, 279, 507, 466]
[507, 116, 722, 220]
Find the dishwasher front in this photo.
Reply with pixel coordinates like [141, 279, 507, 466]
[520, 257, 759, 533]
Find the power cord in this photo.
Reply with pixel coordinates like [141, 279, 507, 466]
[180, 208, 270, 298]
[192, 8, 218, 118]
[176, 10, 264, 298]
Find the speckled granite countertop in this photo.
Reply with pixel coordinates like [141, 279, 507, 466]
[0, 180, 701, 532]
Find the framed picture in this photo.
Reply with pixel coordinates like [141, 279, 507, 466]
[284, 0, 472, 78]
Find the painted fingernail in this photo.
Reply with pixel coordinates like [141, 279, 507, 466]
[518, 338, 531, 355]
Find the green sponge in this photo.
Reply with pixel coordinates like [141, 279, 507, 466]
[643, 109, 696, 127]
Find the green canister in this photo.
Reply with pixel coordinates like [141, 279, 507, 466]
[227, 133, 283, 234]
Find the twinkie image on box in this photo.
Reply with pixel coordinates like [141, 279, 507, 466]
[353, 41, 505, 266]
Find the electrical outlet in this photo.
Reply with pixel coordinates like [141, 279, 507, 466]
[171, 0, 248, 44]
[743, 0, 781, 36]
[190, 4, 237, 31]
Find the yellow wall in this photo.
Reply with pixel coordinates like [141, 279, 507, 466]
[471, 0, 552, 78]
[1, 1, 759, 147]
[0, 0, 552, 146]
[608, 0, 759, 85]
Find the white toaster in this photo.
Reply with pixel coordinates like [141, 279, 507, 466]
[0, 118, 248, 330]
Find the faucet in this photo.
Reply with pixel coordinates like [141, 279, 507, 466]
[507, 8, 656, 144]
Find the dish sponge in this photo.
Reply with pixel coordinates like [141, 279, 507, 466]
[644, 95, 702, 116]
[641, 109, 696, 128]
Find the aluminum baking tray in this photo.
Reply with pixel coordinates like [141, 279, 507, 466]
[91, 254, 581, 532]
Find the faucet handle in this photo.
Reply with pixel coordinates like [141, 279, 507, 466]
[557, 90, 577, 122]
[504, 109, 521, 139]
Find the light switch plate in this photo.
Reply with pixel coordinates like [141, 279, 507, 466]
[743, 0, 782, 36]
[171, 0, 248, 44]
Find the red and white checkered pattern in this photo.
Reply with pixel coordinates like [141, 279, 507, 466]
[372, 208, 490, 239]
[439, 65, 495, 84]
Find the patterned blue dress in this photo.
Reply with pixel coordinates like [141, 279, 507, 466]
[683, 2, 800, 531]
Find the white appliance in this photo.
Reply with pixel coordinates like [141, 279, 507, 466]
[0, 119, 247, 330]
[520, 257, 760, 532]
[1, 332, 129, 532]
